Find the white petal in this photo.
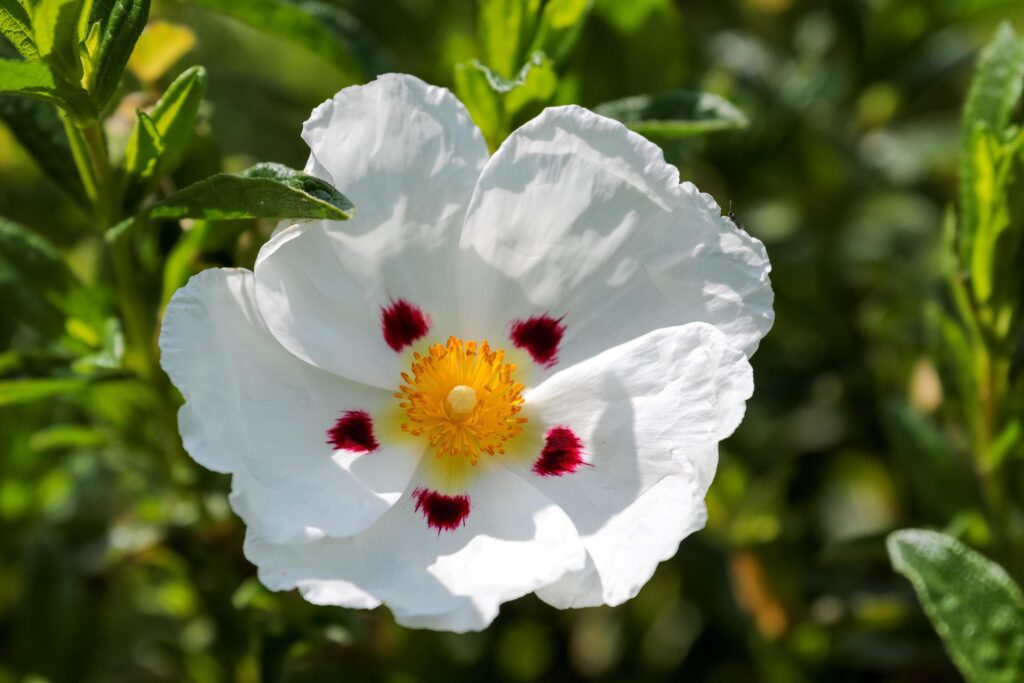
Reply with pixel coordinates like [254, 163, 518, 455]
[457, 105, 772, 379]
[254, 74, 489, 387]
[243, 459, 586, 632]
[160, 268, 421, 543]
[515, 323, 753, 607]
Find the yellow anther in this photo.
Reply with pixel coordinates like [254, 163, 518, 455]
[397, 337, 525, 462]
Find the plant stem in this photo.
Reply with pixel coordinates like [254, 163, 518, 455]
[971, 323, 1020, 579]
[76, 121, 155, 381]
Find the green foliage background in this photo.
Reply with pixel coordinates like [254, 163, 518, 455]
[2, 0, 1024, 680]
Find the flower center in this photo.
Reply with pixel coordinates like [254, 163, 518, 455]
[397, 337, 526, 463]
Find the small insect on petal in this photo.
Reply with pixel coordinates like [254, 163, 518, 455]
[533, 426, 586, 476]
[510, 315, 565, 368]
[382, 299, 431, 352]
[327, 410, 380, 453]
[413, 487, 471, 532]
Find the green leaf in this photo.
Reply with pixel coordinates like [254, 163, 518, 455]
[88, 0, 149, 108]
[123, 64, 205, 204]
[959, 23, 1024, 267]
[0, 93, 87, 205]
[478, 0, 540, 78]
[528, 0, 591, 65]
[593, 89, 749, 139]
[888, 529, 1024, 683]
[503, 51, 557, 117]
[0, 377, 86, 405]
[31, 0, 86, 81]
[144, 66, 203, 178]
[0, 57, 61, 100]
[107, 163, 354, 241]
[0, 0, 38, 58]
[454, 60, 504, 152]
[964, 124, 1020, 303]
[454, 52, 557, 151]
[150, 162, 354, 221]
[122, 108, 161, 179]
[186, 0, 373, 78]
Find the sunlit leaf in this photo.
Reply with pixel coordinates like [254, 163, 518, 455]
[454, 52, 557, 150]
[123, 108, 161, 179]
[0, 57, 61, 100]
[478, 0, 540, 78]
[593, 89, 749, 138]
[89, 0, 149, 108]
[504, 51, 557, 117]
[108, 162, 354, 241]
[123, 65, 206, 205]
[31, 0, 86, 80]
[959, 22, 1024, 267]
[0, 0, 38, 58]
[145, 65, 204, 176]
[454, 59, 504, 151]
[888, 529, 1024, 683]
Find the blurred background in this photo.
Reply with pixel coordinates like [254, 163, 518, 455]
[2, 0, 1024, 680]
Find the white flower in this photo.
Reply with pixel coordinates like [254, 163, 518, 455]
[159, 74, 773, 632]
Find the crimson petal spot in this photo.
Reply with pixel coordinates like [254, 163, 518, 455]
[327, 410, 379, 453]
[413, 487, 471, 532]
[533, 426, 586, 476]
[510, 315, 565, 368]
[381, 299, 431, 351]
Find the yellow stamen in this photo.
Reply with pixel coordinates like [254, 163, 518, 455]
[397, 337, 526, 464]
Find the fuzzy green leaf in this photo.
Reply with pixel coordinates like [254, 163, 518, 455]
[0, 0, 38, 58]
[149, 163, 354, 221]
[89, 0, 149, 108]
[107, 163, 354, 241]
[594, 89, 749, 139]
[888, 529, 1024, 683]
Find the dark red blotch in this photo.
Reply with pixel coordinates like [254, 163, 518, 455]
[533, 426, 586, 476]
[327, 410, 379, 453]
[413, 487, 471, 532]
[381, 299, 431, 352]
[510, 314, 565, 368]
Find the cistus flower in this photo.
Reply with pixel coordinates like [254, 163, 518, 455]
[159, 74, 774, 632]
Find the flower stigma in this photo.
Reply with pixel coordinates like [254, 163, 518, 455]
[397, 337, 526, 463]
[446, 385, 478, 415]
